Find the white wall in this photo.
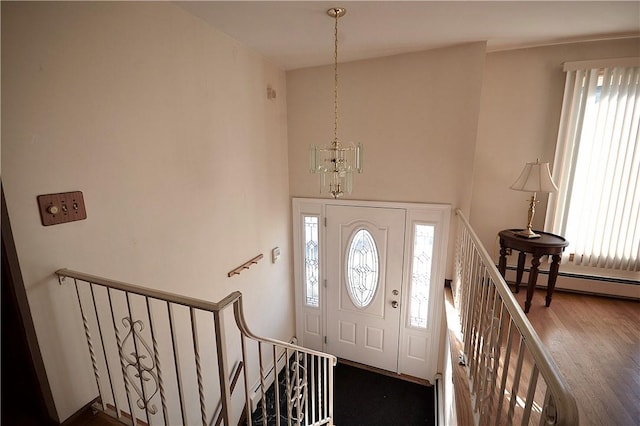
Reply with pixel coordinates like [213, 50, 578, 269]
[2, 2, 292, 421]
[287, 42, 487, 275]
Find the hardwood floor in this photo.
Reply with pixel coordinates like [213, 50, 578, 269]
[511, 288, 639, 426]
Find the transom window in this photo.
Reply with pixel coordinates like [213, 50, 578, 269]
[346, 229, 379, 308]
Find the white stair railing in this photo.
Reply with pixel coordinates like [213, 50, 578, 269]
[452, 210, 578, 425]
[56, 268, 336, 426]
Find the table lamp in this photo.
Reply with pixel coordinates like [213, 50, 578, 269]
[510, 159, 558, 238]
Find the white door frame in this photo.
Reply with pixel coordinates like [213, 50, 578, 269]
[292, 198, 451, 381]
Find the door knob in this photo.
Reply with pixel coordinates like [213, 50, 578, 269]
[391, 300, 399, 308]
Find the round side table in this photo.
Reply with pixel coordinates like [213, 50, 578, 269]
[498, 229, 569, 313]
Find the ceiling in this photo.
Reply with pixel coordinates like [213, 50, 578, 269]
[177, 1, 640, 70]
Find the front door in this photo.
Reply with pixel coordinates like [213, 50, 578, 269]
[325, 205, 406, 372]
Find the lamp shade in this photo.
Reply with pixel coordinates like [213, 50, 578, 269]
[510, 161, 558, 193]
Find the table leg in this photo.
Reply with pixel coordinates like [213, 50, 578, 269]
[525, 255, 541, 314]
[515, 252, 526, 293]
[546, 254, 561, 307]
[498, 242, 507, 277]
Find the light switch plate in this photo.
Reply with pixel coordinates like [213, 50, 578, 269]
[37, 191, 87, 226]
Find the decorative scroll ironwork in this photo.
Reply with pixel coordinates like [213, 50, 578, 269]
[121, 316, 159, 414]
[289, 351, 308, 423]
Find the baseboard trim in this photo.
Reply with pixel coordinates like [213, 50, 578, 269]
[502, 264, 639, 286]
[501, 265, 639, 300]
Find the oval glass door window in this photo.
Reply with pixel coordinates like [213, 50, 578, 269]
[346, 229, 380, 308]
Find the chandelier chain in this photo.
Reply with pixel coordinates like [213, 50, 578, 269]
[309, 7, 361, 199]
[333, 10, 339, 145]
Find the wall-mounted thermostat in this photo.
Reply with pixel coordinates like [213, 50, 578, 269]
[272, 247, 281, 263]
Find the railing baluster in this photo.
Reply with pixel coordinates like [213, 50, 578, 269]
[240, 333, 252, 426]
[483, 286, 501, 423]
[294, 350, 301, 425]
[190, 308, 207, 426]
[258, 342, 267, 426]
[486, 295, 506, 424]
[328, 357, 334, 425]
[540, 389, 554, 426]
[146, 297, 169, 425]
[274, 345, 281, 426]
[285, 348, 292, 426]
[507, 337, 527, 424]
[470, 256, 485, 394]
[89, 283, 116, 412]
[479, 269, 495, 413]
[522, 365, 540, 425]
[213, 309, 232, 426]
[465, 250, 480, 370]
[168, 303, 188, 425]
[474, 267, 490, 404]
[74, 280, 105, 411]
[310, 354, 316, 424]
[318, 356, 324, 423]
[324, 357, 329, 422]
[463, 244, 474, 347]
[125, 292, 150, 426]
[107, 288, 135, 424]
[303, 352, 308, 425]
[496, 320, 515, 425]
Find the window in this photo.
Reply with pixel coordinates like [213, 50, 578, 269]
[304, 216, 320, 307]
[346, 229, 379, 308]
[546, 60, 639, 271]
[409, 224, 434, 328]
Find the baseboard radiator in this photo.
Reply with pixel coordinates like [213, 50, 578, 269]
[445, 210, 579, 425]
[56, 269, 336, 426]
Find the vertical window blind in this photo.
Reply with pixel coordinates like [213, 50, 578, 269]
[546, 59, 640, 272]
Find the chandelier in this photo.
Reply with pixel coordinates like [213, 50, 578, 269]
[309, 7, 363, 199]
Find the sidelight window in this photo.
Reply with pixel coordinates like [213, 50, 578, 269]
[304, 216, 320, 307]
[409, 224, 434, 328]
